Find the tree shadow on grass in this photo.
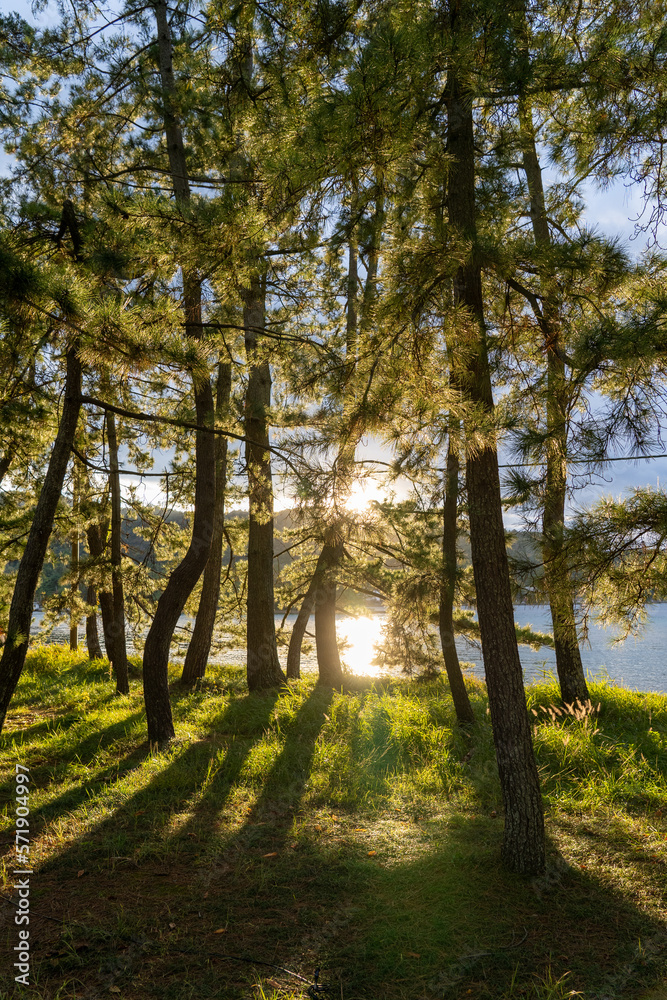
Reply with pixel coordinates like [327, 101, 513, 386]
[33, 690, 281, 874]
[169, 814, 666, 1000]
[1, 689, 283, 998]
[3, 677, 666, 1000]
[0, 709, 148, 824]
[324, 816, 667, 999]
[166, 683, 335, 848]
[149, 684, 336, 995]
[149, 682, 667, 1000]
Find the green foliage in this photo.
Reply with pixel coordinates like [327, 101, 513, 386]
[569, 487, 667, 634]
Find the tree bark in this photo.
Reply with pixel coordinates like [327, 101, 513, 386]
[0, 344, 82, 733]
[142, 365, 215, 741]
[106, 410, 129, 694]
[244, 276, 286, 690]
[86, 519, 116, 663]
[447, 3, 545, 874]
[181, 360, 232, 684]
[142, 0, 216, 744]
[359, 191, 384, 337]
[346, 221, 358, 357]
[85, 584, 104, 660]
[314, 540, 345, 687]
[438, 423, 475, 724]
[518, 97, 590, 707]
[286, 572, 321, 680]
[343, 182, 359, 397]
[70, 459, 79, 651]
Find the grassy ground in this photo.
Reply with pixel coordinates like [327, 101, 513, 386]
[1, 647, 666, 1000]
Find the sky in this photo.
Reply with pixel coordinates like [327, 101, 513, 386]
[4, 1, 667, 520]
[553, 179, 667, 519]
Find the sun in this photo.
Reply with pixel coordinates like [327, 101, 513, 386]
[344, 480, 384, 513]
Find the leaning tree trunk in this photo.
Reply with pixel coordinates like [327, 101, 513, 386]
[181, 360, 231, 684]
[244, 276, 286, 691]
[0, 344, 82, 733]
[143, 0, 217, 744]
[518, 96, 589, 707]
[447, 5, 544, 874]
[106, 410, 129, 694]
[438, 422, 475, 724]
[286, 564, 323, 680]
[142, 362, 215, 742]
[314, 540, 345, 687]
[85, 585, 104, 660]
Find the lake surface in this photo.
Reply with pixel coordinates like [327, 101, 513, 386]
[31, 604, 667, 694]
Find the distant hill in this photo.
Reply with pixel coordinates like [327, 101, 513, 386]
[16, 504, 546, 605]
[24, 506, 301, 601]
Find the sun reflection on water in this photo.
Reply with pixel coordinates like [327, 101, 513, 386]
[337, 615, 387, 677]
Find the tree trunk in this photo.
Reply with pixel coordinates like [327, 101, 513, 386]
[244, 276, 286, 690]
[86, 519, 116, 663]
[0, 344, 82, 733]
[85, 585, 104, 660]
[181, 360, 232, 684]
[447, 6, 544, 874]
[359, 191, 384, 337]
[438, 423, 475, 724]
[143, 1, 217, 744]
[314, 541, 344, 687]
[543, 350, 589, 705]
[518, 97, 590, 707]
[70, 460, 79, 651]
[106, 410, 130, 694]
[286, 576, 321, 680]
[346, 220, 358, 357]
[142, 363, 215, 741]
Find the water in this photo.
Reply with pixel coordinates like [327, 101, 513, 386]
[30, 605, 667, 693]
[511, 604, 667, 693]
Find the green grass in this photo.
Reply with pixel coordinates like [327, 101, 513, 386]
[1, 647, 666, 999]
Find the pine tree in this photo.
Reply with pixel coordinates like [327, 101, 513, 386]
[141, 0, 217, 743]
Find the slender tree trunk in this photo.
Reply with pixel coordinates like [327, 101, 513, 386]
[0, 345, 82, 733]
[143, 364, 215, 741]
[181, 360, 231, 684]
[244, 276, 285, 690]
[447, 5, 544, 874]
[86, 519, 116, 663]
[106, 410, 129, 694]
[286, 588, 315, 680]
[346, 223, 358, 355]
[70, 460, 79, 651]
[315, 540, 344, 687]
[518, 97, 590, 707]
[438, 423, 475, 724]
[286, 545, 335, 680]
[143, 1, 216, 743]
[543, 354, 589, 704]
[85, 585, 104, 660]
[359, 191, 384, 337]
